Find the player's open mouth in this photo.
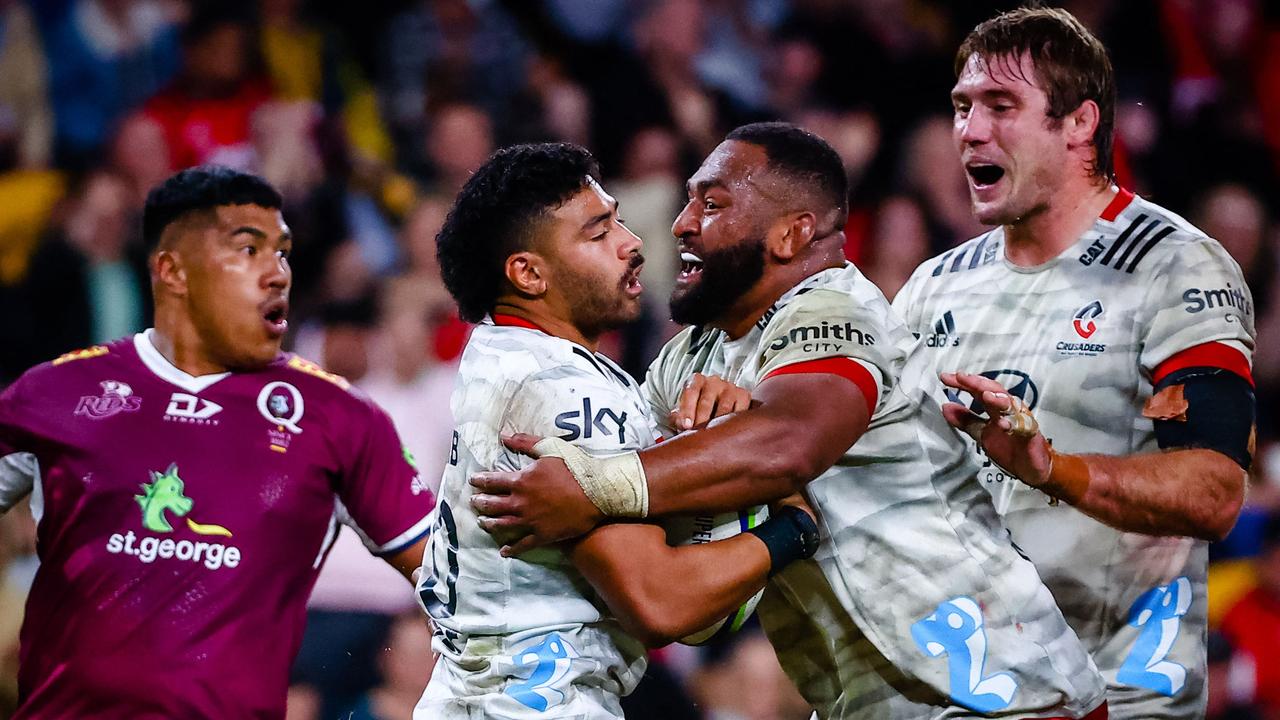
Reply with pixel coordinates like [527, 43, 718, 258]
[966, 162, 1006, 190]
[679, 252, 704, 283]
[623, 263, 644, 297]
[261, 299, 289, 338]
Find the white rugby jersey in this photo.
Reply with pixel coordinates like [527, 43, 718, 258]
[893, 190, 1256, 720]
[418, 316, 649, 717]
[646, 264, 1104, 719]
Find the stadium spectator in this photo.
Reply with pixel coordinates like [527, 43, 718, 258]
[0, 0, 52, 169]
[1221, 516, 1280, 715]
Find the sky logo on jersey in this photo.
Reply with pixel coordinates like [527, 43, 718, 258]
[925, 310, 960, 347]
[75, 380, 142, 419]
[911, 596, 1018, 713]
[555, 397, 628, 443]
[164, 393, 222, 425]
[105, 464, 241, 570]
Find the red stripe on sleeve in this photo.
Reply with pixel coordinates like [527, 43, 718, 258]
[1152, 341, 1253, 387]
[762, 357, 878, 417]
[1100, 187, 1135, 221]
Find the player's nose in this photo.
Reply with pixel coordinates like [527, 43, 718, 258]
[618, 223, 642, 257]
[672, 200, 698, 241]
[957, 108, 991, 145]
[263, 256, 290, 291]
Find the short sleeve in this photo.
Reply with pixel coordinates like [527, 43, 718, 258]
[1138, 238, 1256, 383]
[0, 378, 38, 513]
[757, 289, 892, 409]
[641, 337, 690, 439]
[890, 265, 928, 334]
[336, 396, 436, 556]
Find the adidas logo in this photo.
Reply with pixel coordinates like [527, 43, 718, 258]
[924, 311, 960, 347]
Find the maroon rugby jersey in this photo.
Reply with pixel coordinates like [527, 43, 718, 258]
[0, 331, 435, 719]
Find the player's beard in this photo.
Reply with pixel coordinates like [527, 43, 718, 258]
[669, 236, 766, 327]
[561, 254, 644, 337]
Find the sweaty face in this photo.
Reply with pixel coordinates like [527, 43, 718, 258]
[541, 179, 645, 336]
[951, 52, 1072, 226]
[179, 204, 292, 369]
[670, 141, 772, 327]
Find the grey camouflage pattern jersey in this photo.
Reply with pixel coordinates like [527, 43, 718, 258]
[646, 263, 1105, 719]
[416, 319, 651, 719]
[894, 191, 1256, 719]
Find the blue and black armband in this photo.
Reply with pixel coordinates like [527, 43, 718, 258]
[1146, 367, 1255, 469]
[748, 505, 820, 576]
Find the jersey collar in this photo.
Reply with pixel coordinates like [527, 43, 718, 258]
[133, 330, 232, 394]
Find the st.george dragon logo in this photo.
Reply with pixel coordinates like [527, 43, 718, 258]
[104, 464, 243, 570]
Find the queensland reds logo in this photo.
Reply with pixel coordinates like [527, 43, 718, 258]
[1072, 300, 1104, 339]
[257, 382, 304, 434]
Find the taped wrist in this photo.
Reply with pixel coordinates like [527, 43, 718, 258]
[748, 505, 820, 576]
[530, 438, 649, 518]
[1041, 448, 1091, 506]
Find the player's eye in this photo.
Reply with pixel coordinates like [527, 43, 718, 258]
[241, 245, 257, 256]
[616, 216, 627, 226]
[704, 198, 719, 211]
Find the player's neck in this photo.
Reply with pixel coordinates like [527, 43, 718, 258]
[150, 314, 232, 377]
[718, 251, 846, 340]
[1003, 181, 1116, 267]
[491, 304, 600, 353]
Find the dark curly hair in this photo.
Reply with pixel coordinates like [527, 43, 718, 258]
[436, 143, 601, 322]
[143, 165, 282, 252]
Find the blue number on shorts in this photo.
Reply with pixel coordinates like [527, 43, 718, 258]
[911, 596, 1018, 713]
[505, 633, 579, 712]
[1117, 576, 1192, 696]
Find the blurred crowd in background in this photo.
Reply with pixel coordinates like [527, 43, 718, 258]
[1, 0, 1279, 718]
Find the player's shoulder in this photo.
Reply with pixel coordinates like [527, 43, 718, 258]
[266, 352, 383, 419]
[465, 323, 636, 392]
[1086, 194, 1231, 277]
[912, 229, 1003, 284]
[767, 264, 889, 325]
[14, 335, 138, 390]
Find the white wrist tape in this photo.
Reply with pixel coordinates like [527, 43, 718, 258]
[531, 437, 649, 518]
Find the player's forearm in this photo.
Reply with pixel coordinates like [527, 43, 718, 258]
[641, 375, 868, 516]
[571, 524, 769, 647]
[1057, 448, 1245, 540]
[640, 417, 808, 516]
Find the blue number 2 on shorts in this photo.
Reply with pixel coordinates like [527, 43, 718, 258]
[1117, 576, 1192, 696]
[911, 596, 1017, 713]
[506, 633, 579, 712]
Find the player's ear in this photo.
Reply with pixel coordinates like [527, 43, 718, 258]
[767, 212, 818, 262]
[504, 251, 548, 298]
[152, 249, 189, 297]
[1065, 99, 1100, 149]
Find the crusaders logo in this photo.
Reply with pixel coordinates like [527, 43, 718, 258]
[1072, 300, 1104, 339]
